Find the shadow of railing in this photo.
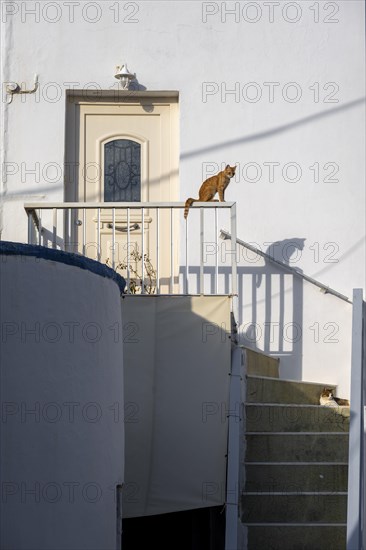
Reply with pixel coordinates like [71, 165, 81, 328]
[181, 263, 303, 378]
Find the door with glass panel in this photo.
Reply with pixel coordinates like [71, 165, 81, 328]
[75, 99, 179, 293]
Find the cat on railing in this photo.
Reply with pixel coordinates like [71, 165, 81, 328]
[184, 164, 236, 219]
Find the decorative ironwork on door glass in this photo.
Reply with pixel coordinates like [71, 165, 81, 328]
[104, 139, 141, 202]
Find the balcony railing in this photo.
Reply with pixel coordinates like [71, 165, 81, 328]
[24, 202, 238, 296]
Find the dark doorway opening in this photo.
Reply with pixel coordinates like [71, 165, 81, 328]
[122, 506, 225, 550]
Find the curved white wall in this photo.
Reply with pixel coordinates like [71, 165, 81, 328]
[0, 245, 125, 550]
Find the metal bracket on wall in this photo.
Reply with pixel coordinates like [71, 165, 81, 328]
[5, 74, 39, 104]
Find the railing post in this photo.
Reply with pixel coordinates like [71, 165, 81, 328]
[97, 208, 101, 262]
[230, 203, 237, 297]
[38, 209, 42, 247]
[347, 288, 365, 550]
[225, 345, 245, 550]
[200, 207, 204, 294]
[82, 208, 86, 257]
[141, 207, 145, 294]
[170, 207, 174, 294]
[215, 207, 218, 294]
[27, 210, 33, 244]
[230, 204, 238, 329]
[185, 214, 189, 295]
[112, 208, 116, 269]
[127, 208, 131, 293]
[52, 208, 57, 249]
[64, 209, 69, 252]
[156, 208, 160, 294]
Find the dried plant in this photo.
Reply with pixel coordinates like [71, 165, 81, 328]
[106, 245, 156, 294]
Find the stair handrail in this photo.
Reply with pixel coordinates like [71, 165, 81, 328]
[220, 229, 351, 304]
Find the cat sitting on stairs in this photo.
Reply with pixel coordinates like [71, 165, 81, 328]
[319, 387, 350, 407]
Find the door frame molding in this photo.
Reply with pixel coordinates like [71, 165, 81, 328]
[64, 90, 179, 203]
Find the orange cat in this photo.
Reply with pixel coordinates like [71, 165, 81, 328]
[184, 164, 236, 219]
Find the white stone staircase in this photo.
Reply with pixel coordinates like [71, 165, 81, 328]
[241, 349, 349, 550]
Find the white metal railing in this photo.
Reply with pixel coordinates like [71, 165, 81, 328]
[24, 202, 238, 296]
[219, 229, 354, 363]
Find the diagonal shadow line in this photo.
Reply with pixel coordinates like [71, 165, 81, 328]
[2, 97, 365, 199]
[181, 97, 366, 159]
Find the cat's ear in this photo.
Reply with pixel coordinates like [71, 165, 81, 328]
[225, 164, 230, 169]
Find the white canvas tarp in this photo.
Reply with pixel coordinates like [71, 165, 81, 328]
[121, 295, 232, 518]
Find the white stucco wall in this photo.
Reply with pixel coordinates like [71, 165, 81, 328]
[236, 253, 353, 396]
[0, 1, 364, 391]
[0, 248, 124, 550]
[1, 0, 364, 294]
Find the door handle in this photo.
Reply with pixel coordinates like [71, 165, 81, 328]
[107, 223, 140, 232]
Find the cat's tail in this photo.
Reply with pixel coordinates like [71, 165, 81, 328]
[184, 198, 196, 219]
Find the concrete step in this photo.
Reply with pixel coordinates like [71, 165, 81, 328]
[245, 404, 350, 433]
[246, 375, 338, 404]
[241, 492, 347, 523]
[245, 433, 349, 463]
[244, 463, 348, 492]
[245, 348, 279, 378]
[241, 368, 349, 549]
[245, 524, 346, 550]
